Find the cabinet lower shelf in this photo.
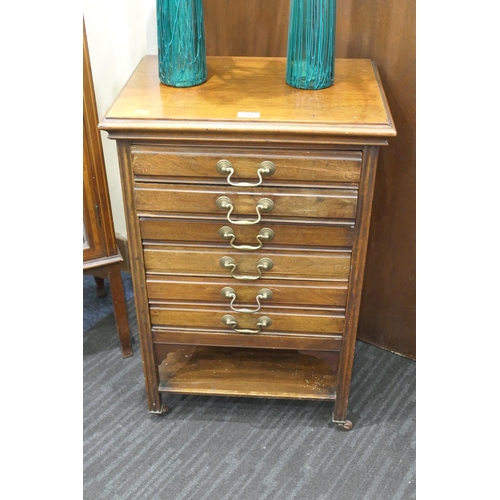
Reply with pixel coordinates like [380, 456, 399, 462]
[157, 346, 338, 400]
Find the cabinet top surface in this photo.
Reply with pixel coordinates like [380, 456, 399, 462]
[100, 56, 395, 138]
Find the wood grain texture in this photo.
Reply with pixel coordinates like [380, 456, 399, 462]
[84, 20, 132, 358]
[143, 245, 351, 280]
[101, 56, 395, 140]
[116, 142, 163, 410]
[334, 146, 379, 422]
[107, 262, 133, 357]
[203, 0, 290, 57]
[100, 53, 396, 420]
[157, 346, 338, 400]
[336, 0, 416, 359]
[134, 183, 358, 221]
[140, 218, 355, 249]
[84, 20, 116, 261]
[146, 276, 348, 307]
[153, 331, 343, 352]
[132, 146, 362, 186]
[150, 304, 344, 335]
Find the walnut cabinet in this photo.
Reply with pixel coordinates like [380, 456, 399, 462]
[83, 21, 132, 357]
[99, 56, 395, 427]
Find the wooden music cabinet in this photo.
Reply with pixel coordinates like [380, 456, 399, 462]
[99, 56, 395, 428]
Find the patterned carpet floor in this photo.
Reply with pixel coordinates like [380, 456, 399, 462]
[83, 273, 416, 500]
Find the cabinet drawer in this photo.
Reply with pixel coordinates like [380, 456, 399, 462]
[131, 146, 362, 187]
[140, 218, 355, 249]
[135, 184, 358, 221]
[143, 245, 351, 280]
[146, 276, 348, 307]
[152, 330, 342, 352]
[150, 304, 345, 335]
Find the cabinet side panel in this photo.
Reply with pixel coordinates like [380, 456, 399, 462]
[116, 141, 162, 412]
[334, 145, 379, 422]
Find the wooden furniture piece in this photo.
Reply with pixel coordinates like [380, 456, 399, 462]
[99, 56, 395, 427]
[83, 21, 133, 358]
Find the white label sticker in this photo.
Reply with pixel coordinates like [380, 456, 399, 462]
[237, 111, 260, 118]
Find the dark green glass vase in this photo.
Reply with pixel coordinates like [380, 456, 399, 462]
[156, 0, 207, 87]
[286, 0, 336, 90]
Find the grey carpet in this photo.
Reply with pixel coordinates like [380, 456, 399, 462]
[83, 274, 416, 500]
[83, 273, 134, 331]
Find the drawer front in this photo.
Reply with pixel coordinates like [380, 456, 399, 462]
[143, 245, 351, 280]
[146, 276, 348, 308]
[152, 331, 341, 355]
[153, 336, 342, 355]
[150, 304, 345, 335]
[134, 148, 358, 349]
[134, 184, 358, 221]
[140, 218, 355, 249]
[131, 146, 362, 186]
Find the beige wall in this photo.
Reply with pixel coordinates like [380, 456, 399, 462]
[83, 0, 157, 238]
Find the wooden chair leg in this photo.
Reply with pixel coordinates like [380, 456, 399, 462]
[107, 264, 133, 358]
[94, 276, 107, 298]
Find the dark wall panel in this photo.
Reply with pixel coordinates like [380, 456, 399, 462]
[203, 0, 290, 56]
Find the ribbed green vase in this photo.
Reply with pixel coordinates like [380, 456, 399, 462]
[156, 0, 207, 87]
[286, 0, 336, 90]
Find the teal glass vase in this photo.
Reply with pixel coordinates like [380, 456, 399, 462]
[285, 0, 336, 90]
[156, 0, 207, 87]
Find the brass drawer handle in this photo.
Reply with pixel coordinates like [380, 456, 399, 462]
[216, 159, 276, 187]
[218, 226, 274, 250]
[221, 287, 273, 313]
[222, 314, 272, 334]
[219, 256, 273, 280]
[216, 196, 274, 225]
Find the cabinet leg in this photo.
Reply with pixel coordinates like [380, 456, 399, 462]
[94, 276, 107, 298]
[107, 264, 133, 358]
[332, 405, 353, 430]
[148, 393, 169, 415]
[331, 416, 353, 430]
[150, 405, 169, 416]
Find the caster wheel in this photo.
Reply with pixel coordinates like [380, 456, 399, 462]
[332, 415, 353, 430]
[341, 420, 353, 431]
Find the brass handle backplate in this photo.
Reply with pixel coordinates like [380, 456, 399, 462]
[218, 226, 274, 250]
[216, 159, 276, 187]
[221, 314, 272, 334]
[221, 287, 273, 313]
[219, 256, 273, 280]
[216, 196, 274, 225]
